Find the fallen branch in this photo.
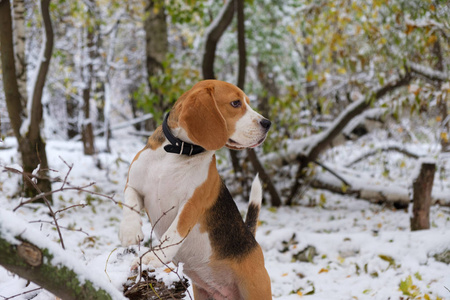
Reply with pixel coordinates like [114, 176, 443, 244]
[286, 71, 413, 205]
[309, 169, 450, 207]
[345, 145, 422, 168]
[0, 209, 125, 300]
[70, 113, 153, 141]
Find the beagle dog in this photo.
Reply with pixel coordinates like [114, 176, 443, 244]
[119, 80, 272, 299]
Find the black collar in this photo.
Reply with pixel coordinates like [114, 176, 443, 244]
[162, 112, 206, 156]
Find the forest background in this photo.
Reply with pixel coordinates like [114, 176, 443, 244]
[0, 0, 449, 299]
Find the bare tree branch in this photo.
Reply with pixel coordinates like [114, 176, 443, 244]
[28, 0, 53, 142]
[345, 145, 421, 168]
[202, 0, 235, 79]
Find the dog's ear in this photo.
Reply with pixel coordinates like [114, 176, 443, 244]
[179, 86, 228, 150]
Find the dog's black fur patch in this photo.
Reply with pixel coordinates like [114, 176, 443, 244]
[206, 182, 257, 260]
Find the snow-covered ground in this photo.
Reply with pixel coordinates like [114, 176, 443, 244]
[0, 134, 449, 300]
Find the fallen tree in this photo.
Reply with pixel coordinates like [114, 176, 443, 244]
[0, 209, 125, 300]
[285, 71, 414, 205]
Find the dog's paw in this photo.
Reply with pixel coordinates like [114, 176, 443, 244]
[119, 218, 144, 247]
[131, 252, 164, 270]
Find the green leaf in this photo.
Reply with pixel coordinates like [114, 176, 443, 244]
[399, 275, 413, 295]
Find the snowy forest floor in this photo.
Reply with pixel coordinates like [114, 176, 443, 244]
[0, 132, 449, 300]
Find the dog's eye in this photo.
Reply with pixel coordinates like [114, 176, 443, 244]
[230, 100, 242, 108]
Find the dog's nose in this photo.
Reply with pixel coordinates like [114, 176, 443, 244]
[260, 119, 271, 130]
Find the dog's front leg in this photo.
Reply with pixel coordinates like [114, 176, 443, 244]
[119, 186, 145, 246]
[131, 202, 196, 269]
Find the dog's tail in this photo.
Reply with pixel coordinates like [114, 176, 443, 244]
[245, 174, 262, 237]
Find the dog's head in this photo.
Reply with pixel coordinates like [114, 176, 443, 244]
[170, 80, 271, 151]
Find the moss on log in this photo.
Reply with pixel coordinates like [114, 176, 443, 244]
[0, 236, 114, 300]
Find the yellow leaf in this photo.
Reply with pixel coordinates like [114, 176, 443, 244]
[405, 24, 415, 35]
[305, 36, 312, 45]
[297, 291, 303, 296]
[436, 116, 442, 122]
[318, 268, 329, 274]
[441, 132, 448, 143]
[164, 268, 172, 273]
[287, 25, 296, 35]
[427, 35, 437, 45]
[377, 223, 382, 229]
[338, 68, 346, 74]
[424, 294, 431, 300]
[306, 70, 314, 82]
[282, 273, 289, 277]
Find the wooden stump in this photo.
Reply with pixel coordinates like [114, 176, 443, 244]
[410, 161, 436, 231]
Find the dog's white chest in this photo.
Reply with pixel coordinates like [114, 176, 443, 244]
[127, 147, 212, 236]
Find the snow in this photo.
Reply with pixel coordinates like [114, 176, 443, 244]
[0, 208, 126, 300]
[0, 134, 449, 299]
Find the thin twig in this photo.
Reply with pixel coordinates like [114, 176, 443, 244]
[28, 220, 89, 236]
[345, 145, 421, 168]
[126, 206, 193, 299]
[54, 203, 87, 215]
[104, 248, 117, 283]
[313, 160, 351, 187]
[0, 287, 43, 300]
[9, 167, 66, 249]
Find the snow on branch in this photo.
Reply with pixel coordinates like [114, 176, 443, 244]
[345, 144, 422, 168]
[408, 61, 449, 82]
[0, 209, 126, 300]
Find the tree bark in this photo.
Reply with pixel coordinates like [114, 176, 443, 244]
[432, 37, 449, 152]
[236, 0, 246, 89]
[12, 0, 28, 113]
[80, 1, 97, 155]
[144, 0, 168, 129]
[0, 0, 23, 140]
[411, 162, 436, 231]
[145, 0, 168, 80]
[29, 0, 52, 142]
[247, 149, 281, 206]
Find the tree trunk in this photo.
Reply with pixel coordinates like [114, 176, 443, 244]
[145, 0, 168, 129]
[12, 0, 28, 113]
[235, 0, 281, 206]
[81, 87, 96, 155]
[80, 1, 98, 155]
[145, 0, 168, 80]
[0, 0, 23, 140]
[0, 0, 52, 198]
[411, 161, 436, 231]
[432, 37, 450, 152]
[202, 0, 235, 80]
